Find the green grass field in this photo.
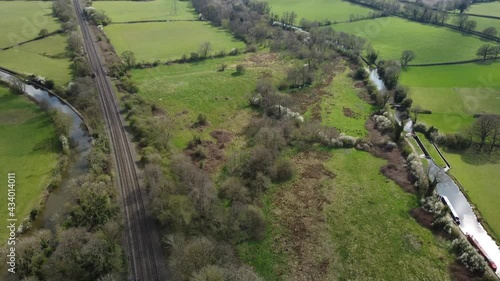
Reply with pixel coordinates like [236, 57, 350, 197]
[240, 149, 453, 280]
[324, 149, 452, 280]
[467, 1, 500, 17]
[93, 0, 196, 22]
[400, 63, 500, 133]
[267, 0, 374, 23]
[401, 63, 500, 241]
[131, 53, 289, 148]
[0, 87, 59, 241]
[0, 34, 72, 86]
[331, 17, 492, 63]
[447, 14, 500, 35]
[0, 1, 60, 49]
[320, 68, 376, 137]
[104, 21, 245, 62]
[442, 150, 500, 240]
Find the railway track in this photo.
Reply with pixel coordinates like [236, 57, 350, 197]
[72, 0, 167, 279]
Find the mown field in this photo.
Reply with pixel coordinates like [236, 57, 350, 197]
[467, 1, 500, 17]
[0, 87, 59, 241]
[93, 0, 196, 22]
[0, 1, 60, 48]
[104, 22, 245, 62]
[268, 0, 374, 23]
[131, 53, 289, 148]
[401, 63, 500, 241]
[0, 34, 71, 86]
[400, 63, 500, 132]
[331, 17, 491, 63]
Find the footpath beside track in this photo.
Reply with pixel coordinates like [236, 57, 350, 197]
[72, 0, 168, 280]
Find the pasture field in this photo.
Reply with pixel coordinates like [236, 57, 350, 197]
[447, 15, 500, 35]
[131, 53, 289, 149]
[320, 68, 376, 137]
[0, 87, 59, 241]
[93, 0, 196, 22]
[0, 1, 60, 48]
[442, 150, 500, 240]
[402, 63, 500, 240]
[400, 63, 500, 133]
[331, 17, 491, 63]
[104, 22, 245, 62]
[240, 149, 453, 280]
[0, 34, 72, 86]
[267, 0, 374, 23]
[467, 1, 500, 17]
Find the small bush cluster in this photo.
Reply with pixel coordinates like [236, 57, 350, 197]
[407, 153, 429, 193]
[372, 113, 393, 132]
[451, 238, 487, 274]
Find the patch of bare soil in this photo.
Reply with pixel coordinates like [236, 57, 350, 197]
[243, 53, 278, 67]
[365, 118, 417, 194]
[354, 81, 365, 88]
[272, 152, 334, 281]
[449, 262, 485, 281]
[210, 129, 232, 145]
[185, 130, 232, 173]
[410, 207, 434, 229]
[342, 107, 359, 118]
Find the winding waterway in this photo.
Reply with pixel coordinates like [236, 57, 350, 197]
[0, 69, 91, 232]
[368, 69, 500, 277]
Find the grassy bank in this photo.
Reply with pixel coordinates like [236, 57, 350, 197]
[0, 87, 59, 241]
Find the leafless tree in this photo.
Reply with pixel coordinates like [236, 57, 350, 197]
[9, 76, 25, 95]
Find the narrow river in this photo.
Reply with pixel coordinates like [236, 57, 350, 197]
[0, 69, 91, 232]
[368, 69, 500, 277]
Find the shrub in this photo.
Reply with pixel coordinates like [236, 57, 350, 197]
[235, 205, 266, 241]
[394, 84, 408, 103]
[219, 177, 251, 204]
[236, 64, 246, 75]
[354, 67, 368, 80]
[197, 113, 208, 126]
[413, 122, 428, 133]
[272, 158, 294, 182]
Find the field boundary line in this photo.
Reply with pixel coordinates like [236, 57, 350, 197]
[0, 30, 64, 51]
[111, 19, 198, 24]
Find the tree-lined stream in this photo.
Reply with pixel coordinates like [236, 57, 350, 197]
[0, 69, 91, 232]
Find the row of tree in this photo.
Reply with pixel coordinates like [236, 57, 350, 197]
[1, 0, 127, 280]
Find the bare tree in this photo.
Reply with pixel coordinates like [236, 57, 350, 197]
[472, 115, 497, 152]
[400, 50, 416, 67]
[9, 76, 26, 95]
[488, 117, 500, 154]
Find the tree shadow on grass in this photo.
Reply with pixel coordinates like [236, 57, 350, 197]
[460, 148, 499, 165]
